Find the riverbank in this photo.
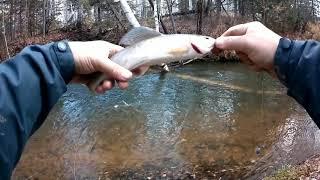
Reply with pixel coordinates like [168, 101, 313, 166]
[266, 155, 320, 179]
[3, 16, 320, 62]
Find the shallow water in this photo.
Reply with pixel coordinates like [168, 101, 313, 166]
[13, 62, 320, 179]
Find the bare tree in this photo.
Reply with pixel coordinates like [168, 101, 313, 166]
[165, 0, 177, 33]
[196, 0, 204, 34]
[1, 4, 10, 59]
[153, 0, 160, 31]
[106, 1, 126, 29]
[148, 0, 168, 33]
[119, 0, 140, 27]
[43, 0, 46, 37]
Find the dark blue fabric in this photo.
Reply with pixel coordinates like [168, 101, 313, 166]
[275, 38, 320, 127]
[0, 41, 74, 179]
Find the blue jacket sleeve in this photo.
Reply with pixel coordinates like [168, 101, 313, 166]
[274, 38, 320, 127]
[0, 41, 75, 179]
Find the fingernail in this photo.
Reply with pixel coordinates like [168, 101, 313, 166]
[121, 70, 133, 80]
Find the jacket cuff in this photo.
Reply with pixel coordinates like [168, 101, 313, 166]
[50, 41, 75, 83]
[274, 37, 293, 87]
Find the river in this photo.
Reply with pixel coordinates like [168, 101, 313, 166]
[13, 62, 320, 179]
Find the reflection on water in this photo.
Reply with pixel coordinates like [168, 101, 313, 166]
[13, 63, 320, 179]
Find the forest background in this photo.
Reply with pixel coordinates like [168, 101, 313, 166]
[1, 0, 320, 60]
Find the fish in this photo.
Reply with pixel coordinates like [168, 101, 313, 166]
[88, 26, 216, 92]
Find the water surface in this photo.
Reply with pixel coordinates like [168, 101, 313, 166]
[13, 63, 320, 179]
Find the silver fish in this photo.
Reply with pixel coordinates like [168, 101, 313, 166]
[88, 26, 216, 91]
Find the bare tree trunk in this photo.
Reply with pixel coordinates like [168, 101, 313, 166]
[28, 0, 33, 36]
[94, 2, 102, 33]
[239, 0, 245, 16]
[119, 0, 140, 27]
[311, 0, 315, 21]
[148, 0, 168, 33]
[9, 0, 15, 40]
[1, 6, 10, 59]
[19, 0, 23, 35]
[107, 1, 126, 29]
[43, 0, 46, 37]
[191, 0, 197, 10]
[141, 0, 147, 18]
[179, 0, 189, 14]
[196, 0, 203, 34]
[262, 0, 267, 24]
[153, 0, 160, 31]
[216, 0, 222, 15]
[76, 0, 82, 28]
[205, 0, 212, 15]
[233, 0, 238, 15]
[165, 0, 177, 33]
[25, 0, 28, 36]
[156, 0, 168, 34]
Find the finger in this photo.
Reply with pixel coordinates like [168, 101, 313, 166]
[95, 57, 133, 81]
[95, 86, 104, 94]
[117, 81, 129, 90]
[215, 36, 248, 52]
[101, 80, 115, 91]
[72, 73, 100, 85]
[94, 80, 114, 94]
[108, 44, 124, 57]
[222, 24, 248, 37]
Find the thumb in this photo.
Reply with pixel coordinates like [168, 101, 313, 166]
[96, 57, 133, 81]
[215, 36, 248, 52]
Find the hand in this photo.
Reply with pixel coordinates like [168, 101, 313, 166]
[215, 21, 282, 76]
[68, 41, 133, 94]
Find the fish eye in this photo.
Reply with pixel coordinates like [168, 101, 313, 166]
[205, 37, 209, 40]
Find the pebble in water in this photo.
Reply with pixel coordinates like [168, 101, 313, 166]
[255, 147, 261, 155]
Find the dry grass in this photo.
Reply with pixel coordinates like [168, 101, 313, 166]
[265, 155, 320, 180]
[303, 22, 320, 40]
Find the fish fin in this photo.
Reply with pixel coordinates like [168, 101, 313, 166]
[119, 27, 162, 46]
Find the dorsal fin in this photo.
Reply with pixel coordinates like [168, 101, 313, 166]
[119, 26, 162, 47]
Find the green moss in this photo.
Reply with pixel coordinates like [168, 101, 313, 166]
[264, 166, 299, 180]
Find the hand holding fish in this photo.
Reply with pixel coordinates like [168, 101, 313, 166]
[88, 27, 216, 92]
[215, 21, 281, 76]
[68, 41, 134, 94]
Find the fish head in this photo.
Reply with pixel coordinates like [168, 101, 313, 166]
[189, 35, 215, 55]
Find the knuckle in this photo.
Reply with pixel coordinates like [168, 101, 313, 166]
[228, 26, 235, 32]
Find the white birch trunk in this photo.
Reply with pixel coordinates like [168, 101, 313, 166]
[154, 0, 160, 31]
[119, 0, 140, 27]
